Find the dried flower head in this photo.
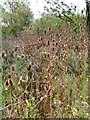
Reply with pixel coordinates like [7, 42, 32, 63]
[48, 41, 50, 46]
[11, 65, 16, 72]
[48, 27, 51, 31]
[14, 46, 18, 51]
[27, 64, 31, 71]
[40, 36, 43, 41]
[8, 74, 11, 79]
[43, 29, 47, 34]
[2, 51, 5, 58]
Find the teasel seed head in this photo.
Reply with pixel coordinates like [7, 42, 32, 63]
[48, 27, 51, 31]
[9, 79, 13, 87]
[40, 36, 43, 41]
[43, 29, 47, 34]
[21, 54, 25, 59]
[48, 40, 50, 46]
[2, 51, 5, 58]
[8, 74, 11, 79]
[56, 43, 58, 46]
[27, 63, 31, 71]
[52, 48, 55, 51]
[11, 65, 16, 72]
[14, 46, 18, 51]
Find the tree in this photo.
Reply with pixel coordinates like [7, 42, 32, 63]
[32, 14, 62, 34]
[44, 0, 86, 35]
[44, 0, 78, 23]
[1, 0, 33, 37]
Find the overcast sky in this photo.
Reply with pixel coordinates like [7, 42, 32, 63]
[0, 0, 86, 19]
[28, 0, 86, 18]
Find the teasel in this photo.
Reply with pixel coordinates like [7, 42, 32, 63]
[43, 29, 47, 34]
[52, 48, 55, 51]
[48, 27, 51, 32]
[38, 75, 45, 118]
[27, 63, 31, 71]
[21, 54, 25, 59]
[14, 72, 20, 85]
[2, 51, 5, 58]
[9, 50, 14, 58]
[4, 78, 14, 90]
[56, 42, 58, 46]
[47, 40, 50, 46]
[26, 62, 32, 93]
[40, 36, 43, 41]
[8, 74, 11, 79]
[14, 46, 18, 52]
[2, 51, 8, 62]
[10, 65, 16, 72]
[52, 39, 55, 42]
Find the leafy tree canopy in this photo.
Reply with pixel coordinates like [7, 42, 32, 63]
[1, 0, 33, 38]
[44, 0, 85, 25]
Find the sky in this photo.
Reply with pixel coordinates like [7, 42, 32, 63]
[0, 0, 86, 19]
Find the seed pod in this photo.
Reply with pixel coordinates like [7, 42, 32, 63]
[11, 65, 16, 72]
[52, 48, 54, 51]
[48, 41, 50, 46]
[48, 27, 51, 31]
[8, 74, 11, 79]
[40, 36, 43, 41]
[56, 43, 58, 46]
[43, 29, 47, 34]
[14, 46, 18, 51]
[2, 51, 5, 58]
[9, 79, 13, 86]
[27, 64, 31, 71]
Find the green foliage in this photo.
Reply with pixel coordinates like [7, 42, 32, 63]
[44, 0, 83, 23]
[44, 0, 86, 36]
[32, 15, 62, 34]
[1, 0, 33, 37]
[16, 58, 26, 73]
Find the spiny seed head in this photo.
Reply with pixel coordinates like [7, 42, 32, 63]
[17, 55, 21, 60]
[44, 54, 46, 58]
[9, 79, 13, 86]
[53, 48, 54, 51]
[2, 51, 5, 58]
[11, 65, 16, 72]
[56, 43, 58, 46]
[14, 46, 18, 51]
[44, 29, 47, 34]
[5, 80, 9, 86]
[5, 50, 7, 54]
[48, 27, 51, 31]
[8, 74, 11, 79]
[40, 36, 43, 41]
[12, 49, 14, 53]
[27, 64, 31, 71]
[53, 40, 55, 42]
[47, 54, 49, 57]
[21, 54, 25, 58]
[48, 41, 50, 46]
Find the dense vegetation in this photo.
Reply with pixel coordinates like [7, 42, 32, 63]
[1, 0, 33, 37]
[0, 0, 89, 119]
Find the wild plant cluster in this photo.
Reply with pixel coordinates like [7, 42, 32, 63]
[1, 22, 89, 118]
